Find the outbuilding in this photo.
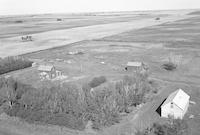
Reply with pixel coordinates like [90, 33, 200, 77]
[38, 65, 56, 79]
[161, 89, 190, 119]
[125, 61, 143, 72]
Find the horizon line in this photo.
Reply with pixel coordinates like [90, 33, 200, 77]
[0, 8, 198, 17]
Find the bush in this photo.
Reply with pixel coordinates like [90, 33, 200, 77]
[155, 17, 160, 20]
[0, 57, 33, 75]
[57, 18, 62, 21]
[89, 76, 107, 88]
[76, 51, 84, 55]
[15, 20, 23, 23]
[162, 62, 177, 71]
[150, 119, 189, 135]
[153, 123, 165, 135]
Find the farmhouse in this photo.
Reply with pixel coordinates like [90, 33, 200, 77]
[125, 61, 143, 71]
[38, 65, 56, 79]
[161, 89, 190, 119]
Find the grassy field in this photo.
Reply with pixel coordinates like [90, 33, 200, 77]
[0, 9, 200, 135]
[0, 10, 192, 57]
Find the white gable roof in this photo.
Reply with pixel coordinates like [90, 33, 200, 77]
[127, 62, 142, 67]
[38, 65, 54, 72]
[162, 89, 190, 110]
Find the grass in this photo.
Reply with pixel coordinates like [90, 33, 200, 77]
[0, 12, 158, 39]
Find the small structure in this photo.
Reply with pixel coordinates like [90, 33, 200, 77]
[38, 65, 56, 79]
[56, 70, 62, 77]
[125, 61, 144, 72]
[21, 36, 32, 41]
[161, 89, 190, 119]
[68, 50, 84, 55]
[31, 62, 37, 67]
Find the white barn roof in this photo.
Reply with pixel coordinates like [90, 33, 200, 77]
[38, 65, 54, 72]
[127, 62, 142, 67]
[162, 89, 190, 110]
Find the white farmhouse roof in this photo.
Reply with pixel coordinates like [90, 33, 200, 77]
[127, 62, 142, 67]
[162, 89, 190, 110]
[38, 65, 54, 72]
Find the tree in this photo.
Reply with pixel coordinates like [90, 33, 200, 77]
[89, 76, 106, 88]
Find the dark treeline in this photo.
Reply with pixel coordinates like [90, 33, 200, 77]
[0, 57, 33, 75]
[0, 71, 158, 130]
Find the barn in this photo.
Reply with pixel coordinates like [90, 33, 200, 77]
[161, 89, 190, 119]
[125, 61, 143, 72]
[38, 65, 56, 79]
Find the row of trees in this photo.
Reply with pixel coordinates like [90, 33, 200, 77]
[0, 71, 157, 130]
[0, 56, 33, 75]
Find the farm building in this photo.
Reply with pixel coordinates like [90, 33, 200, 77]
[31, 62, 37, 67]
[125, 61, 144, 72]
[161, 89, 190, 119]
[38, 65, 56, 79]
[56, 70, 62, 77]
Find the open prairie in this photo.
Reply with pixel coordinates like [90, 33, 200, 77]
[0, 9, 200, 135]
[0, 10, 192, 57]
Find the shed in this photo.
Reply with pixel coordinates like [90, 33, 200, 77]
[125, 62, 143, 71]
[38, 65, 56, 79]
[32, 62, 37, 67]
[161, 89, 190, 119]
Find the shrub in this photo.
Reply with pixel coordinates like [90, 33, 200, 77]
[76, 51, 84, 55]
[155, 17, 160, 20]
[89, 76, 107, 88]
[15, 20, 23, 23]
[153, 123, 165, 135]
[57, 18, 62, 21]
[151, 119, 189, 135]
[162, 62, 177, 71]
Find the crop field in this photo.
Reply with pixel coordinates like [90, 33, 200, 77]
[0, 9, 200, 135]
